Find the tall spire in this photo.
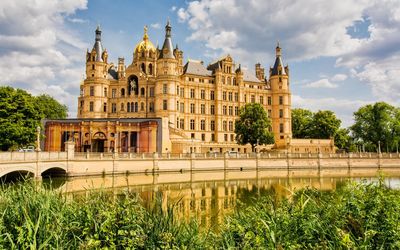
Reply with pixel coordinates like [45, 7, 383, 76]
[275, 41, 282, 57]
[159, 19, 175, 59]
[270, 42, 286, 76]
[93, 25, 104, 62]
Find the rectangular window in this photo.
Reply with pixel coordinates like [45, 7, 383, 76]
[201, 104, 205, 114]
[211, 134, 215, 142]
[268, 109, 272, 118]
[90, 86, 95, 96]
[251, 95, 255, 103]
[180, 102, 184, 113]
[201, 120, 206, 130]
[201, 89, 205, 99]
[235, 106, 239, 116]
[190, 103, 195, 113]
[210, 90, 215, 100]
[149, 87, 155, 97]
[279, 109, 283, 118]
[103, 102, 107, 112]
[89, 101, 94, 112]
[223, 91, 227, 101]
[190, 89, 195, 99]
[180, 119, 184, 129]
[211, 120, 215, 131]
[180, 87, 184, 97]
[191, 133, 195, 139]
[112, 103, 116, 113]
[234, 92, 239, 102]
[163, 100, 167, 110]
[228, 106, 233, 116]
[279, 96, 283, 105]
[149, 102, 154, 112]
[280, 123, 284, 133]
[112, 89, 116, 98]
[223, 105, 227, 115]
[201, 133, 205, 141]
[259, 96, 264, 104]
[190, 119, 195, 130]
[244, 94, 247, 102]
[224, 134, 228, 141]
[176, 85, 179, 95]
[229, 121, 233, 131]
[223, 121, 227, 131]
[228, 92, 233, 101]
[268, 96, 272, 105]
[211, 105, 215, 115]
[104, 87, 107, 97]
[230, 134, 234, 142]
[163, 84, 168, 94]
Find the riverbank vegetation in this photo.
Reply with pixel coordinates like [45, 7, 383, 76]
[0, 179, 399, 249]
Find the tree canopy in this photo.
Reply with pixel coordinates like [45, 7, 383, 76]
[235, 103, 274, 152]
[351, 102, 400, 152]
[0, 86, 68, 151]
[292, 108, 350, 150]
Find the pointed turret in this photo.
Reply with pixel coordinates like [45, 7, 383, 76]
[93, 25, 104, 62]
[159, 20, 175, 59]
[270, 42, 286, 76]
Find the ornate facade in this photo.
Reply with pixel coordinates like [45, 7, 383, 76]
[74, 21, 333, 154]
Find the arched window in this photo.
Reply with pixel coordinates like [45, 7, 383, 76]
[121, 103, 124, 111]
[127, 102, 131, 112]
[141, 87, 145, 96]
[227, 77, 231, 85]
[121, 88, 125, 97]
[130, 102, 134, 112]
[141, 51, 145, 58]
[141, 63, 145, 73]
[140, 102, 144, 111]
[127, 75, 139, 96]
[149, 63, 153, 75]
[134, 102, 138, 112]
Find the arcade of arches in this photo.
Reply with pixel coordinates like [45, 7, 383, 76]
[44, 118, 161, 153]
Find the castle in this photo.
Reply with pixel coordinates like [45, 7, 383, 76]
[44, 21, 334, 154]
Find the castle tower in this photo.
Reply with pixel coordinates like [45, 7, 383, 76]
[255, 63, 265, 81]
[78, 25, 109, 118]
[269, 43, 292, 149]
[155, 20, 179, 123]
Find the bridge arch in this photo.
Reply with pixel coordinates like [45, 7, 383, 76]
[0, 167, 35, 183]
[41, 167, 67, 178]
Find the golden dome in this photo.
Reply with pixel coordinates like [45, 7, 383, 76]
[134, 26, 156, 54]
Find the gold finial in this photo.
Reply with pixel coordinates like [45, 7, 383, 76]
[143, 25, 149, 40]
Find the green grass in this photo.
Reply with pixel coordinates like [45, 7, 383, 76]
[0, 178, 399, 249]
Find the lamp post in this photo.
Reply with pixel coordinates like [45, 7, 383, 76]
[378, 140, 381, 154]
[36, 126, 41, 152]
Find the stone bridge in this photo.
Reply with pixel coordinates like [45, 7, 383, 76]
[1, 142, 400, 181]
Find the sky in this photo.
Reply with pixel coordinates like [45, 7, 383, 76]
[0, 0, 399, 127]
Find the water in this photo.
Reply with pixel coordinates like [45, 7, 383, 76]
[42, 170, 400, 229]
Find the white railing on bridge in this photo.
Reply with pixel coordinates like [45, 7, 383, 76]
[1, 151, 399, 163]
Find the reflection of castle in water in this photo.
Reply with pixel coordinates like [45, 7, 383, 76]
[60, 172, 351, 227]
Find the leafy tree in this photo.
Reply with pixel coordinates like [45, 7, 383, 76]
[0, 87, 41, 151]
[35, 94, 68, 119]
[292, 108, 313, 138]
[292, 108, 353, 150]
[235, 103, 274, 152]
[310, 110, 341, 139]
[0, 86, 68, 151]
[351, 102, 400, 152]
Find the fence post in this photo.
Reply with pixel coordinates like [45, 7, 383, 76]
[347, 153, 352, 176]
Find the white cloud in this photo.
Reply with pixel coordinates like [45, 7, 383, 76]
[331, 74, 348, 81]
[67, 18, 88, 23]
[151, 23, 161, 29]
[170, 6, 177, 12]
[178, 0, 400, 108]
[303, 79, 338, 89]
[177, 8, 190, 23]
[0, 0, 88, 116]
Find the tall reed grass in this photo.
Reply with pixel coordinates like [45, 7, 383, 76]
[0, 178, 399, 249]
